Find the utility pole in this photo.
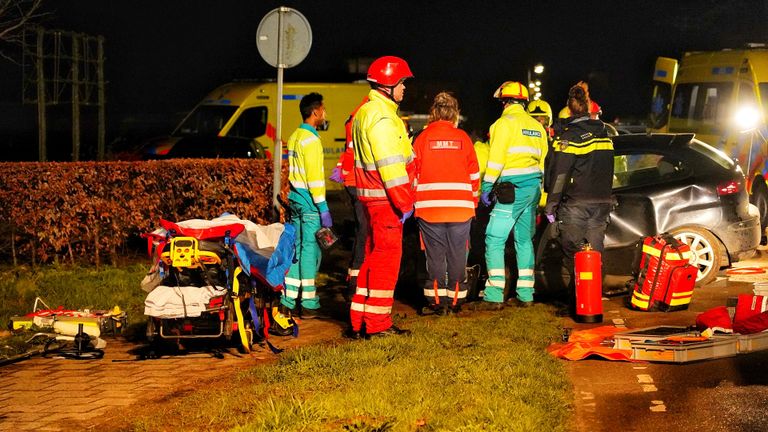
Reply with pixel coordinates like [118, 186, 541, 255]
[22, 26, 106, 161]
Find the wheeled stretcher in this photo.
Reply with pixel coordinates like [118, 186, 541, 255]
[142, 214, 296, 353]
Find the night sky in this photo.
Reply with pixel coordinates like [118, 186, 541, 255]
[1, 0, 767, 158]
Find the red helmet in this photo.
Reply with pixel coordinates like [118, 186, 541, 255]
[367, 56, 414, 87]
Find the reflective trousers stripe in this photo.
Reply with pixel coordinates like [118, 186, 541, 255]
[355, 288, 392, 298]
[350, 302, 392, 315]
[284, 287, 317, 299]
[424, 288, 449, 297]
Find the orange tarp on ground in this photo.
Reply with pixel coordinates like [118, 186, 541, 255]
[547, 326, 634, 361]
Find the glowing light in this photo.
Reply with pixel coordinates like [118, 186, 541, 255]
[734, 105, 761, 131]
[533, 64, 544, 74]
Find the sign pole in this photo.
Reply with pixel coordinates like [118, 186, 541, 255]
[257, 6, 312, 221]
[272, 7, 287, 220]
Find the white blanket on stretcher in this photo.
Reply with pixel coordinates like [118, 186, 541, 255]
[144, 285, 228, 318]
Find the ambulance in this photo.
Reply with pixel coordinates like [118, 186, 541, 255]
[143, 81, 370, 189]
[650, 44, 768, 235]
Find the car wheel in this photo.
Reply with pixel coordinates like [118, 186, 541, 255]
[750, 175, 768, 245]
[671, 226, 723, 286]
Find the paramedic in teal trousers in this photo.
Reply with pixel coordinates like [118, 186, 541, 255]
[475, 81, 548, 310]
[282, 92, 333, 319]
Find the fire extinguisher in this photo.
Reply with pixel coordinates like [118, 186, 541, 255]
[574, 243, 603, 323]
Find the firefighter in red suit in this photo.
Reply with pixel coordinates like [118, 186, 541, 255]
[413, 92, 479, 315]
[329, 96, 370, 302]
[347, 55, 415, 339]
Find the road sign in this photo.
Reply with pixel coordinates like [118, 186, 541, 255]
[256, 7, 312, 68]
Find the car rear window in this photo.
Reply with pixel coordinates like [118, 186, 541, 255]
[688, 139, 734, 170]
[612, 152, 689, 189]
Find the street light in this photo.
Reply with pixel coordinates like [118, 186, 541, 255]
[528, 62, 545, 100]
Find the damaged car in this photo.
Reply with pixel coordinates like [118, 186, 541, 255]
[536, 133, 761, 290]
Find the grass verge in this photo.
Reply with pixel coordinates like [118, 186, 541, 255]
[0, 263, 148, 329]
[130, 306, 571, 432]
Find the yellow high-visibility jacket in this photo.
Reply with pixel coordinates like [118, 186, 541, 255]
[474, 139, 490, 184]
[287, 123, 328, 212]
[482, 103, 548, 193]
[353, 89, 415, 214]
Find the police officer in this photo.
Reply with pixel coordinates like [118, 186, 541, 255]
[544, 83, 614, 314]
[475, 81, 548, 310]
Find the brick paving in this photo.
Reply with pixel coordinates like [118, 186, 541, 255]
[0, 318, 346, 431]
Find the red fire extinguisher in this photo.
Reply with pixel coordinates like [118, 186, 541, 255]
[574, 243, 603, 323]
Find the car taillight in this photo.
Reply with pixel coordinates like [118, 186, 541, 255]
[717, 180, 740, 196]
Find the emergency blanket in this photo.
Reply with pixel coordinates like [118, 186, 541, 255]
[696, 296, 768, 335]
[145, 214, 296, 289]
[546, 326, 634, 361]
[144, 285, 228, 318]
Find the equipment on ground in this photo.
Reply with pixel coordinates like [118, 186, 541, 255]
[142, 215, 297, 354]
[574, 243, 603, 323]
[630, 234, 697, 311]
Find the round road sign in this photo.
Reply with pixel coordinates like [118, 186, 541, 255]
[256, 7, 312, 68]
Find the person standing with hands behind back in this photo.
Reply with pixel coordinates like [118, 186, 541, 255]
[348, 55, 416, 339]
[413, 92, 479, 315]
[544, 84, 614, 315]
[280, 92, 332, 325]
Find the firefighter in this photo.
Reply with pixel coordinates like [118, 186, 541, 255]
[348, 55, 415, 339]
[544, 83, 614, 314]
[329, 95, 370, 302]
[278, 92, 333, 329]
[413, 92, 479, 315]
[527, 99, 554, 141]
[475, 81, 548, 310]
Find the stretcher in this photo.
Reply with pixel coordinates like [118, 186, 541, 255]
[142, 214, 297, 353]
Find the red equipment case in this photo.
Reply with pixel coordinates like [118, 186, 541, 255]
[630, 234, 697, 311]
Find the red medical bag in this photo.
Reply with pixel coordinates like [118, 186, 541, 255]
[630, 233, 697, 311]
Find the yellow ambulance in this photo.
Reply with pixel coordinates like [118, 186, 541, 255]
[143, 81, 370, 189]
[650, 45, 768, 233]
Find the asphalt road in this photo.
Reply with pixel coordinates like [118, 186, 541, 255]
[566, 248, 768, 432]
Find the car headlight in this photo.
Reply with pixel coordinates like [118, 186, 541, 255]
[734, 105, 762, 132]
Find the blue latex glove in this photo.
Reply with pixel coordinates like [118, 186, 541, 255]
[329, 167, 344, 183]
[320, 211, 333, 228]
[546, 213, 555, 224]
[480, 191, 494, 207]
[400, 208, 414, 224]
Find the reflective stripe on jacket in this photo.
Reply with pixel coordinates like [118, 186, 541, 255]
[287, 123, 328, 213]
[482, 104, 549, 193]
[545, 116, 614, 206]
[352, 89, 415, 213]
[413, 120, 479, 223]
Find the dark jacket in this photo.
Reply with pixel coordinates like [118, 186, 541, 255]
[544, 116, 614, 213]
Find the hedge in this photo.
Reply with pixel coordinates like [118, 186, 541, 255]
[0, 159, 287, 266]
